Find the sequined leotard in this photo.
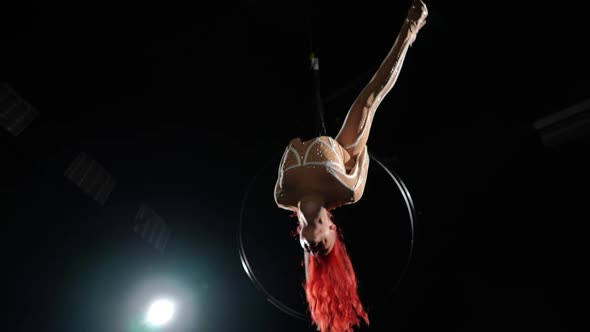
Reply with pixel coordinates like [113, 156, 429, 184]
[272, 0, 424, 213]
[274, 136, 370, 211]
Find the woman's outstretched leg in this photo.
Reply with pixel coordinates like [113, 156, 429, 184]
[335, 0, 428, 162]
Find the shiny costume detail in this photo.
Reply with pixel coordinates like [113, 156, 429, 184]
[274, 137, 370, 211]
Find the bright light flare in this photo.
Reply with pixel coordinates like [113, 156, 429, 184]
[145, 298, 175, 327]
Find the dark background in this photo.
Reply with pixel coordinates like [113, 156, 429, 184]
[2, 0, 589, 331]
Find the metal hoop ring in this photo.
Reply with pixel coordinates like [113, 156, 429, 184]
[237, 152, 417, 321]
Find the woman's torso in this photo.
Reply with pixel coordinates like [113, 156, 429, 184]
[274, 136, 370, 211]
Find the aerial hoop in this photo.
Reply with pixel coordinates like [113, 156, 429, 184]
[237, 151, 417, 321]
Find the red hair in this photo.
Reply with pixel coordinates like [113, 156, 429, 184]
[304, 231, 369, 332]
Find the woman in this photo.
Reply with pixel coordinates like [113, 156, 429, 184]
[273, 1, 428, 331]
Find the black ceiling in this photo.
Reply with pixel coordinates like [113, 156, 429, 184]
[2, 1, 590, 331]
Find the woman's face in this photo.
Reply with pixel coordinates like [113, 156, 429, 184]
[298, 206, 336, 256]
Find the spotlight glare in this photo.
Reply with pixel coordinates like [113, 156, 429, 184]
[146, 299, 175, 327]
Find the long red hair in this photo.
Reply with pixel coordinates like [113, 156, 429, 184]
[304, 230, 369, 332]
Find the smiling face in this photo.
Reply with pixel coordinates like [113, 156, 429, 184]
[297, 202, 336, 256]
